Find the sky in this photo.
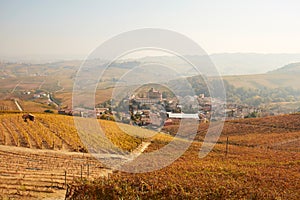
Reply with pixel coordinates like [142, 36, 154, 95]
[1, 0, 300, 59]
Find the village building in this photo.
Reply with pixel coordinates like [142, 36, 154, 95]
[166, 112, 199, 120]
[134, 88, 163, 105]
[148, 88, 162, 100]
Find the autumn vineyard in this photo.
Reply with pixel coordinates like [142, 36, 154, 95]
[0, 112, 152, 199]
[2, 1, 300, 199]
[0, 111, 299, 199]
[67, 114, 300, 199]
[0, 112, 148, 152]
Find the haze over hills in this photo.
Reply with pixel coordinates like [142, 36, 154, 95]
[140, 53, 300, 75]
[1, 53, 300, 111]
[2, 53, 300, 89]
[210, 53, 300, 75]
[268, 62, 300, 74]
[222, 61, 300, 90]
[2, 53, 300, 76]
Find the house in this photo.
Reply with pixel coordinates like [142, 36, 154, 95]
[166, 112, 199, 119]
[33, 92, 47, 99]
[33, 94, 41, 98]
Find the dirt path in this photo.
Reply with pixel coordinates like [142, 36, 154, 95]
[11, 81, 22, 93]
[130, 141, 151, 158]
[14, 99, 23, 111]
[38, 80, 45, 90]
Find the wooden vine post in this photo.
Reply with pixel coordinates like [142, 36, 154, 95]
[225, 136, 229, 157]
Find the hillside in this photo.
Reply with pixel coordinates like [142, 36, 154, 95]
[216, 61, 300, 91]
[210, 53, 300, 75]
[0, 145, 109, 199]
[0, 112, 162, 199]
[4, 61, 299, 119]
[0, 112, 157, 153]
[163, 113, 300, 149]
[66, 114, 300, 199]
[221, 73, 300, 89]
[2, 57, 300, 111]
[128, 53, 300, 75]
[0, 112, 299, 199]
[268, 62, 300, 74]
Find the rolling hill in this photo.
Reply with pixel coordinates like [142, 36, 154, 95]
[268, 62, 300, 74]
[2, 56, 300, 111]
[0, 111, 299, 199]
[66, 113, 300, 199]
[221, 62, 300, 90]
[0, 112, 160, 199]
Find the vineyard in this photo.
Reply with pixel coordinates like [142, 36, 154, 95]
[0, 112, 152, 152]
[0, 145, 109, 199]
[0, 112, 299, 199]
[67, 114, 300, 199]
[159, 113, 300, 152]
[0, 112, 159, 199]
[0, 100, 18, 111]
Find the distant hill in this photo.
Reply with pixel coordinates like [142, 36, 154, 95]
[2, 55, 300, 108]
[131, 53, 300, 75]
[220, 61, 300, 90]
[3, 53, 300, 76]
[268, 62, 300, 74]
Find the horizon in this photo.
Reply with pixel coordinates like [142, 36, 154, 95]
[2, 52, 300, 76]
[2, 52, 300, 61]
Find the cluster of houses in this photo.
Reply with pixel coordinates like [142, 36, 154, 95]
[128, 88, 210, 127]
[57, 88, 265, 128]
[23, 90, 48, 99]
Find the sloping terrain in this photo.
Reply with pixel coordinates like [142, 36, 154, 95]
[0, 145, 109, 199]
[0, 112, 158, 199]
[0, 112, 299, 199]
[222, 62, 300, 89]
[0, 112, 148, 152]
[67, 114, 300, 199]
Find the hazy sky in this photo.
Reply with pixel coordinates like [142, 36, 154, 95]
[1, 0, 300, 59]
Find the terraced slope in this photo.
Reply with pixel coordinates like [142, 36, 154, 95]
[0, 112, 158, 199]
[66, 114, 300, 199]
[0, 145, 110, 199]
[0, 112, 151, 152]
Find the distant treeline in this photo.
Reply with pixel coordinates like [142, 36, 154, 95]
[168, 76, 300, 106]
[224, 82, 300, 106]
